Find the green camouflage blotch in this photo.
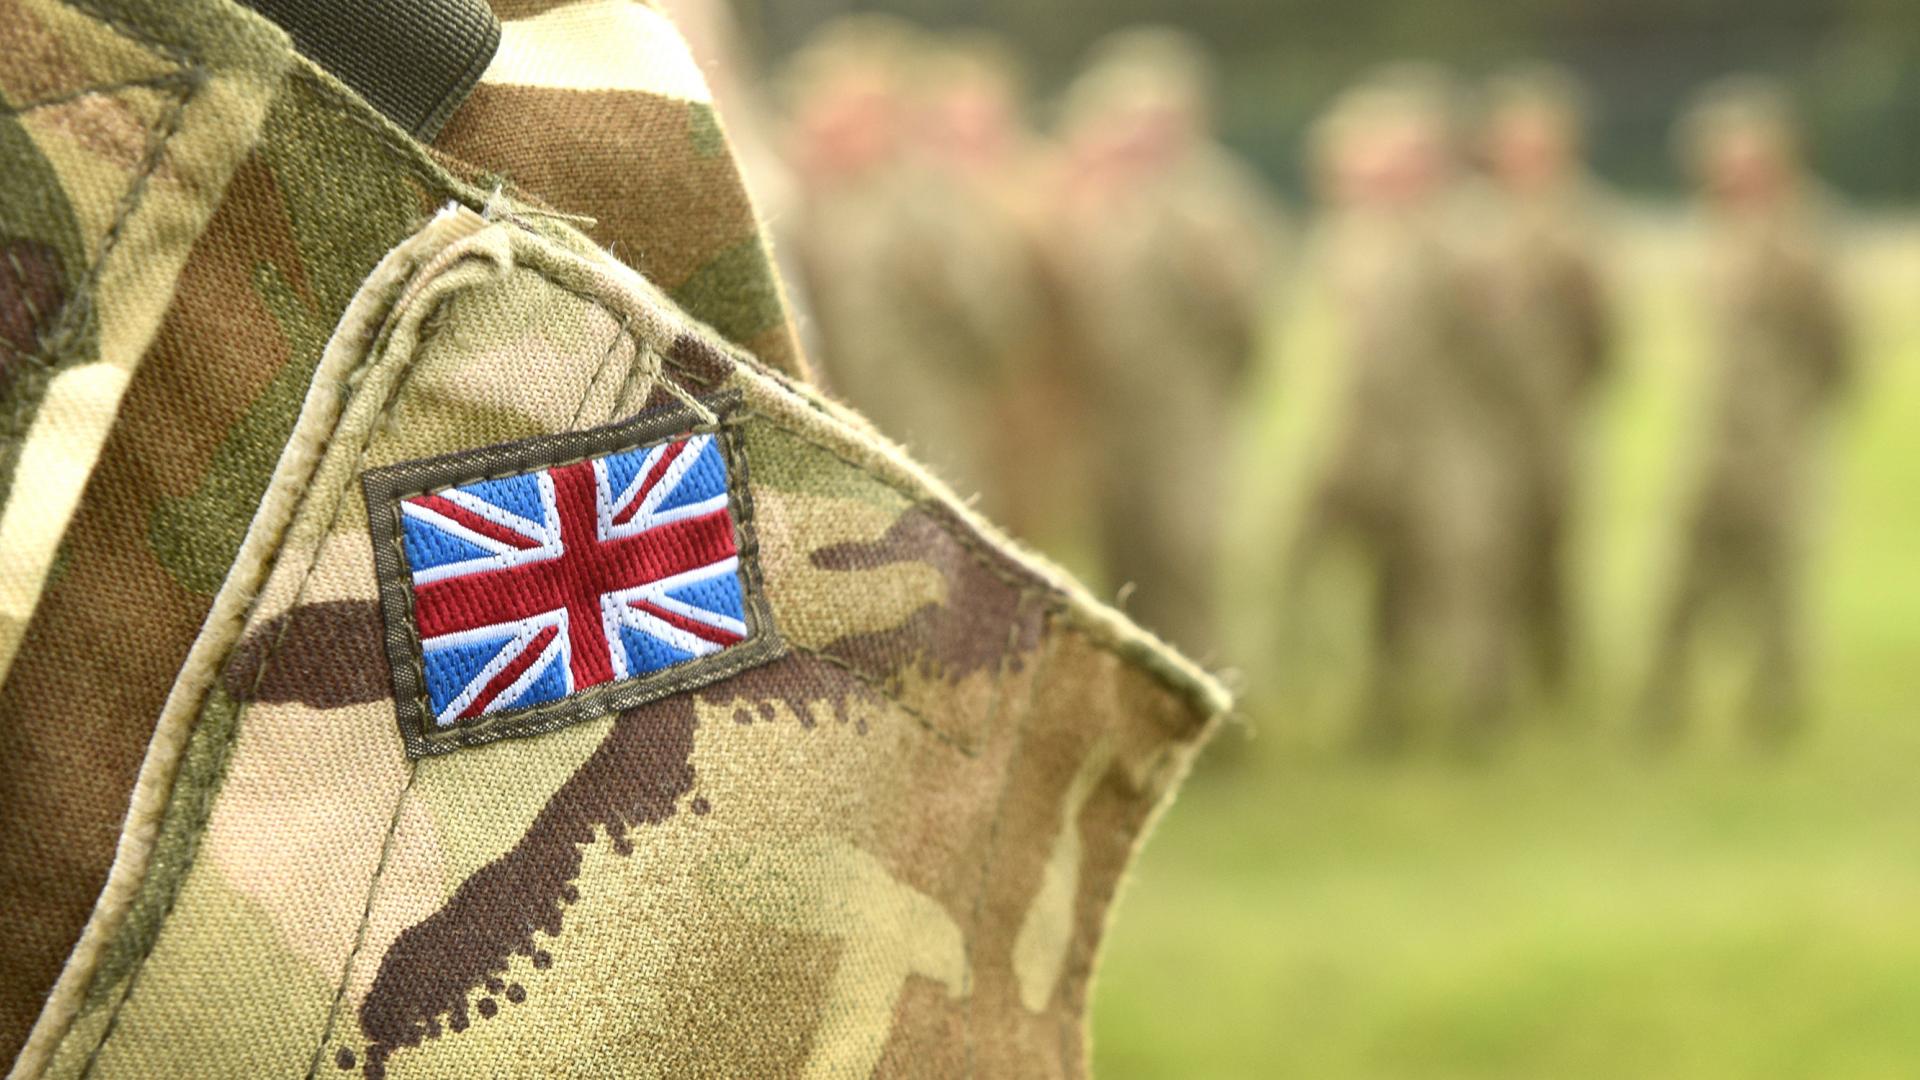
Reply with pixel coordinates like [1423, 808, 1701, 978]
[689, 102, 726, 160]
[668, 235, 784, 346]
[149, 265, 324, 595]
[83, 684, 245, 1011]
[738, 419, 910, 509]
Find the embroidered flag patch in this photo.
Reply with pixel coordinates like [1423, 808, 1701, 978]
[363, 394, 780, 756]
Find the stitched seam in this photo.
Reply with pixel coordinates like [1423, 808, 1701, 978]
[789, 643, 974, 757]
[567, 314, 635, 427]
[608, 337, 659, 417]
[505, 269, 716, 391]
[2, 68, 196, 451]
[302, 761, 420, 1080]
[78, 282, 469, 1072]
[0, 72, 197, 117]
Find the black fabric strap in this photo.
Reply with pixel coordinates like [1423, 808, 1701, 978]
[241, 0, 500, 140]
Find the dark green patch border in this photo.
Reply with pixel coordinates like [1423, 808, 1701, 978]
[361, 391, 784, 758]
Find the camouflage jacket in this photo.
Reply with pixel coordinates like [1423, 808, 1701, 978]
[0, 1, 1226, 1076]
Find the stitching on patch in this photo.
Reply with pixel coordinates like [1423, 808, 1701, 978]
[364, 396, 785, 757]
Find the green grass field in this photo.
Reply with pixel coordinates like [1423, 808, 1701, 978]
[1090, 215, 1920, 1078]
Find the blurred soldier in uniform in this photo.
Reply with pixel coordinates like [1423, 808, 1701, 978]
[783, 20, 924, 419]
[895, 36, 1052, 521]
[1643, 80, 1852, 744]
[786, 23, 1046, 513]
[1292, 70, 1523, 751]
[1468, 67, 1615, 698]
[1049, 28, 1286, 659]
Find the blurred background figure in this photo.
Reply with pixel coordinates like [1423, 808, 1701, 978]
[1466, 67, 1616, 705]
[783, 19, 926, 418]
[1642, 80, 1852, 746]
[896, 35, 1054, 525]
[1291, 68, 1524, 751]
[722, 2, 1919, 1069]
[1049, 27, 1286, 660]
[785, 19, 1048, 516]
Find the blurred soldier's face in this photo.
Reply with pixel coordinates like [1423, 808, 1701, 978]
[1107, 99, 1200, 175]
[1700, 127, 1796, 211]
[923, 79, 1016, 174]
[795, 73, 899, 183]
[1370, 117, 1450, 208]
[1487, 106, 1576, 194]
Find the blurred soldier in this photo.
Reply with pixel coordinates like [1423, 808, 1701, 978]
[1292, 70, 1523, 750]
[1644, 80, 1851, 744]
[1468, 67, 1615, 697]
[786, 24, 1047, 512]
[1049, 28, 1286, 659]
[891, 35, 1052, 519]
[783, 19, 924, 410]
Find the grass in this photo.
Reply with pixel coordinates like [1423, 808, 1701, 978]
[1089, 213, 1920, 1079]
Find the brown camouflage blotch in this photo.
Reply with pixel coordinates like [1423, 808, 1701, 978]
[701, 649, 879, 733]
[872, 973, 971, 1078]
[221, 600, 390, 708]
[0, 236, 63, 397]
[356, 696, 697, 1079]
[433, 87, 752, 299]
[810, 504, 1044, 687]
[141, 152, 314, 494]
[431, 86, 802, 376]
[665, 331, 734, 388]
[354, 653, 864, 1078]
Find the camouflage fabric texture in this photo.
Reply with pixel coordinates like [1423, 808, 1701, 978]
[0, 0, 807, 1057]
[3, 1, 1227, 1076]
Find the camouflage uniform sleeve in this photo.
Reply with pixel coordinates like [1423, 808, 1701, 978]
[7, 4, 1226, 1078]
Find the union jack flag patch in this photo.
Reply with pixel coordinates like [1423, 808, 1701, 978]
[363, 394, 780, 756]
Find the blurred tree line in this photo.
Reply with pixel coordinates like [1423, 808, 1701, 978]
[738, 0, 1920, 202]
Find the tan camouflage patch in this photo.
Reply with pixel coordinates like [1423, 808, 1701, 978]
[31, 154, 1222, 1080]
